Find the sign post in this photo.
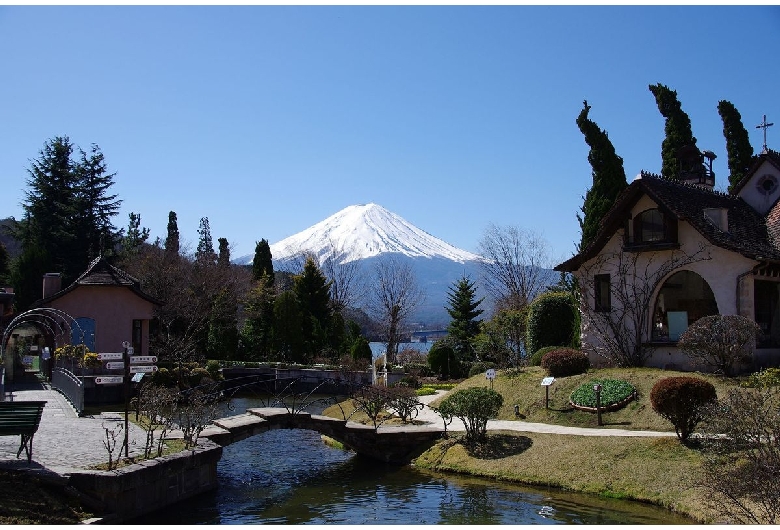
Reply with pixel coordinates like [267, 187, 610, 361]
[541, 376, 555, 409]
[485, 368, 496, 390]
[123, 342, 130, 458]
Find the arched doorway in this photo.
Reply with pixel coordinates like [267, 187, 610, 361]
[651, 270, 719, 341]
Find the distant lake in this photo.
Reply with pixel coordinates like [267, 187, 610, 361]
[369, 341, 432, 359]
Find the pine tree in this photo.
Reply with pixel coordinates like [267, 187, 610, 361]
[576, 100, 628, 250]
[649, 83, 701, 180]
[74, 144, 121, 260]
[718, 100, 755, 192]
[196, 217, 216, 264]
[120, 212, 150, 257]
[165, 211, 180, 255]
[0, 243, 10, 286]
[217, 237, 230, 267]
[293, 256, 333, 360]
[251, 239, 274, 285]
[446, 275, 484, 362]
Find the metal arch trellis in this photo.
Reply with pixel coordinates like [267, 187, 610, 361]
[0, 308, 86, 362]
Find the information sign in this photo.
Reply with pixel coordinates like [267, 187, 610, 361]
[541, 376, 555, 386]
[104, 362, 125, 370]
[129, 356, 157, 364]
[131, 373, 145, 383]
[97, 352, 124, 361]
[485, 368, 496, 380]
[130, 365, 158, 374]
[95, 376, 124, 385]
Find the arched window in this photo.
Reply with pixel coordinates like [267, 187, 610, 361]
[632, 208, 677, 245]
[651, 271, 718, 341]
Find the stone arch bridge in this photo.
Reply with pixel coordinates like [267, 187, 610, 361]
[200, 407, 444, 463]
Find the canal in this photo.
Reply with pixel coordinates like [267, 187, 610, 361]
[131, 397, 693, 525]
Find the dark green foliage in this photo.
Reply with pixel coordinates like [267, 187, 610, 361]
[205, 359, 221, 380]
[468, 361, 496, 378]
[15, 137, 121, 308]
[294, 257, 333, 360]
[436, 387, 504, 446]
[165, 211, 180, 255]
[530, 345, 559, 367]
[445, 275, 484, 362]
[273, 290, 305, 363]
[570, 379, 635, 408]
[649, 83, 701, 180]
[526, 291, 577, 355]
[120, 212, 150, 258]
[350, 335, 372, 364]
[217, 238, 230, 267]
[251, 239, 274, 284]
[196, 217, 216, 264]
[0, 243, 10, 286]
[650, 376, 717, 441]
[206, 287, 239, 360]
[474, 307, 529, 367]
[576, 100, 628, 250]
[717, 100, 755, 192]
[427, 342, 459, 379]
[540, 348, 589, 377]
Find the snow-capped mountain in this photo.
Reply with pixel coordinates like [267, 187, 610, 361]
[234, 203, 482, 266]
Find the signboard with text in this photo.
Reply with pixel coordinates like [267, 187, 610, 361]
[95, 376, 124, 385]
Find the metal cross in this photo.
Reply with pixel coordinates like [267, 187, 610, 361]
[757, 114, 774, 153]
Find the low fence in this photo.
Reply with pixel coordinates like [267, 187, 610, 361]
[52, 367, 85, 415]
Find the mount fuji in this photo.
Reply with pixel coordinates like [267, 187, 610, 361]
[234, 203, 486, 326]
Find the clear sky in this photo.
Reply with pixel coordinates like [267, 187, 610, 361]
[2, 5, 779, 264]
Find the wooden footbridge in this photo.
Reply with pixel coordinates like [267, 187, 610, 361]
[200, 407, 443, 463]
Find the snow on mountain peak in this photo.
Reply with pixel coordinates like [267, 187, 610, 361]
[252, 203, 481, 265]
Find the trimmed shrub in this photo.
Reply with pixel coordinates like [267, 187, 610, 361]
[468, 361, 497, 378]
[205, 359, 222, 381]
[415, 386, 437, 397]
[404, 362, 432, 378]
[526, 291, 577, 356]
[650, 376, 717, 441]
[540, 348, 589, 377]
[436, 387, 504, 446]
[428, 342, 460, 379]
[678, 314, 760, 376]
[530, 346, 559, 367]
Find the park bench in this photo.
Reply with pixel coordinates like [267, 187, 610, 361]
[0, 401, 47, 463]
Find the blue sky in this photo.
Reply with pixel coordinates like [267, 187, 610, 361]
[2, 5, 779, 264]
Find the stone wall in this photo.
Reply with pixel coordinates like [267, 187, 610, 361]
[67, 440, 222, 523]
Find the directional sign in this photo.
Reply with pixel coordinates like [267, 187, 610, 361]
[105, 362, 126, 370]
[95, 376, 124, 385]
[129, 356, 157, 364]
[485, 368, 496, 380]
[131, 373, 145, 383]
[130, 365, 158, 374]
[541, 376, 555, 386]
[97, 352, 124, 361]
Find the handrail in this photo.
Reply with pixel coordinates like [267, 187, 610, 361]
[52, 367, 84, 415]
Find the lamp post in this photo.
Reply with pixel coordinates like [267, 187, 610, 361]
[593, 384, 603, 426]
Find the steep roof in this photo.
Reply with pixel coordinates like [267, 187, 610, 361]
[730, 148, 780, 195]
[556, 173, 780, 272]
[34, 257, 162, 306]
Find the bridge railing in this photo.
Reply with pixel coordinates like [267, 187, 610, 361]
[52, 367, 85, 415]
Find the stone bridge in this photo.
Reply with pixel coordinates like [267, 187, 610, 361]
[201, 407, 444, 463]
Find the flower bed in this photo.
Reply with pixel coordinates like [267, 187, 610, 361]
[569, 379, 637, 412]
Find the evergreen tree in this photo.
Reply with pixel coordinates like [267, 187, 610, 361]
[14, 137, 121, 308]
[273, 290, 305, 363]
[196, 217, 216, 263]
[576, 100, 627, 250]
[206, 286, 239, 360]
[0, 243, 10, 286]
[251, 239, 274, 285]
[165, 211, 180, 255]
[718, 100, 755, 192]
[120, 212, 150, 257]
[445, 275, 484, 362]
[293, 257, 333, 360]
[649, 83, 701, 180]
[217, 237, 230, 267]
[240, 280, 276, 361]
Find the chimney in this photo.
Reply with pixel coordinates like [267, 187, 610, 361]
[42, 273, 62, 299]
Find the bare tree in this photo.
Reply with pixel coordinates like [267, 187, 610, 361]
[579, 244, 710, 367]
[477, 224, 555, 311]
[320, 238, 366, 312]
[368, 255, 424, 365]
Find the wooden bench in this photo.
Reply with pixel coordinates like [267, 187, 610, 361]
[0, 401, 47, 463]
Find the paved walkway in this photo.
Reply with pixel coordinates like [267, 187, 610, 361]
[0, 386, 674, 476]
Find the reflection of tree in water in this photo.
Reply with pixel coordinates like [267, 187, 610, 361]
[439, 483, 501, 524]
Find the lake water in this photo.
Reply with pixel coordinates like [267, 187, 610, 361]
[130, 397, 693, 525]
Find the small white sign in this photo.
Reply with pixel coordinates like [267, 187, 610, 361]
[129, 356, 157, 364]
[95, 376, 124, 385]
[104, 362, 125, 370]
[485, 368, 496, 380]
[131, 373, 145, 383]
[97, 352, 124, 361]
[130, 365, 158, 373]
[541, 376, 555, 386]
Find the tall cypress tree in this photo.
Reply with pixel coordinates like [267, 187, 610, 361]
[196, 217, 216, 264]
[217, 237, 230, 267]
[165, 211, 180, 255]
[718, 100, 755, 192]
[649, 83, 701, 180]
[293, 257, 333, 360]
[445, 275, 484, 362]
[251, 239, 274, 285]
[576, 100, 628, 250]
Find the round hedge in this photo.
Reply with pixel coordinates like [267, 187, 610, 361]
[570, 379, 636, 409]
[650, 376, 717, 441]
[540, 348, 589, 377]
